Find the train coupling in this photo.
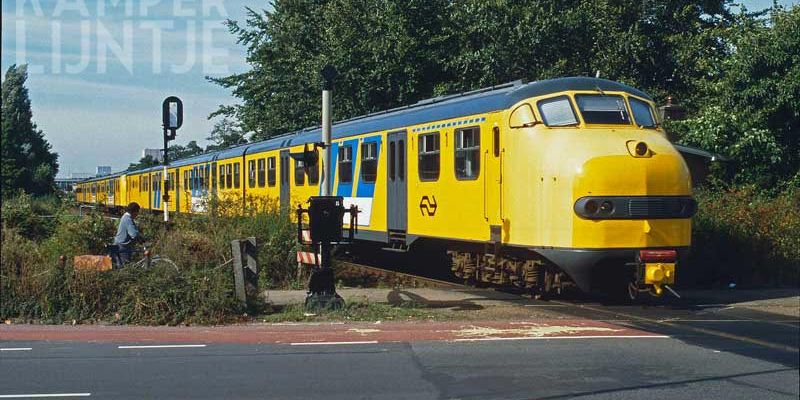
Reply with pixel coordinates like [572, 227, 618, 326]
[630, 250, 679, 298]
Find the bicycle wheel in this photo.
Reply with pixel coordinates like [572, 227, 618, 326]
[149, 257, 180, 273]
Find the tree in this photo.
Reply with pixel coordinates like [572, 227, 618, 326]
[169, 140, 204, 159]
[210, 0, 449, 140]
[213, 0, 796, 189]
[1, 64, 59, 197]
[671, 6, 800, 188]
[127, 155, 160, 171]
[206, 117, 247, 151]
[211, 0, 731, 140]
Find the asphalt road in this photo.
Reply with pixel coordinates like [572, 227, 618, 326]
[1, 293, 798, 399]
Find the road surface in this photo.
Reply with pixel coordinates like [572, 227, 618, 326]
[1, 292, 797, 399]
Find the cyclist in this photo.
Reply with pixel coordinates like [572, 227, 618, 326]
[113, 202, 145, 266]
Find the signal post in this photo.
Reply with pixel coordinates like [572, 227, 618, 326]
[295, 65, 358, 310]
[161, 96, 183, 223]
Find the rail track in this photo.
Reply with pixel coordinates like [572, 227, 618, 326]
[335, 260, 467, 290]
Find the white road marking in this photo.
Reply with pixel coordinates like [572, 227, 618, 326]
[0, 394, 91, 398]
[290, 341, 379, 346]
[117, 344, 206, 349]
[452, 335, 670, 342]
[0, 348, 32, 351]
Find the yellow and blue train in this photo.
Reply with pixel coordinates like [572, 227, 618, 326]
[76, 77, 695, 297]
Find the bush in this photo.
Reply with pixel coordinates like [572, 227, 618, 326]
[686, 186, 800, 287]
[1, 194, 297, 325]
[1, 192, 62, 240]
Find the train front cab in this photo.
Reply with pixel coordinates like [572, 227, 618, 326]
[502, 89, 694, 297]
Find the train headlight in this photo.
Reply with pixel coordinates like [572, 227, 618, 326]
[599, 201, 614, 215]
[635, 142, 649, 156]
[584, 200, 599, 215]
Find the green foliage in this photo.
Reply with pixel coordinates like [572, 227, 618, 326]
[127, 154, 160, 171]
[686, 187, 800, 287]
[671, 7, 800, 188]
[1, 64, 59, 197]
[1, 195, 298, 324]
[262, 301, 431, 323]
[205, 117, 248, 152]
[1, 192, 62, 240]
[168, 140, 205, 159]
[213, 1, 797, 190]
[212, 0, 732, 138]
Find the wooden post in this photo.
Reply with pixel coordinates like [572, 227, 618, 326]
[231, 238, 259, 304]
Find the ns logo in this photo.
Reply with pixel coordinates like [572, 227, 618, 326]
[419, 195, 438, 217]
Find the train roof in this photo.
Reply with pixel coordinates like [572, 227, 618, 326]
[81, 77, 653, 180]
[228, 77, 653, 159]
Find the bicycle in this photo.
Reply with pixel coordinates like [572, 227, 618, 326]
[107, 243, 179, 273]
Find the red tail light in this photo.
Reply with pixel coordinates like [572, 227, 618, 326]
[640, 249, 677, 262]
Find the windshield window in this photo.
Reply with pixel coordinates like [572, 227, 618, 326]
[630, 98, 657, 128]
[575, 95, 630, 124]
[537, 96, 578, 126]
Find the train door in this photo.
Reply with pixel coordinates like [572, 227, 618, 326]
[280, 150, 290, 208]
[484, 125, 504, 240]
[153, 172, 162, 210]
[387, 130, 407, 232]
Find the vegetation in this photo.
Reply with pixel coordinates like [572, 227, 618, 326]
[127, 154, 161, 171]
[688, 187, 800, 287]
[0, 195, 298, 325]
[1, 64, 59, 197]
[262, 301, 433, 323]
[213, 1, 797, 190]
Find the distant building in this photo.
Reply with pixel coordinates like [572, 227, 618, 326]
[68, 172, 93, 180]
[143, 148, 164, 163]
[96, 166, 112, 176]
[55, 172, 96, 192]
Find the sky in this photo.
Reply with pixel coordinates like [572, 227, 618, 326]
[1, 0, 796, 177]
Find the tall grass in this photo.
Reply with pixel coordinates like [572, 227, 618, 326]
[1, 194, 298, 324]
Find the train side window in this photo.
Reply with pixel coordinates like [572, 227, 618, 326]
[183, 171, 189, 191]
[295, 159, 305, 186]
[537, 96, 578, 127]
[361, 141, 378, 183]
[197, 169, 203, 190]
[219, 165, 225, 189]
[267, 157, 276, 187]
[418, 133, 440, 181]
[257, 158, 266, 187]
[338, 145, 353, 183]
[307, 160, 319, 185]
[211, 163, 217, 190]
[248, 160, 256, 188]
[455, 127, 480, 180]
[233, 163, 240, 189]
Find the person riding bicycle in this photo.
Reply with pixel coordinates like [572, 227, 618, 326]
[113, 202, 145, 265]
